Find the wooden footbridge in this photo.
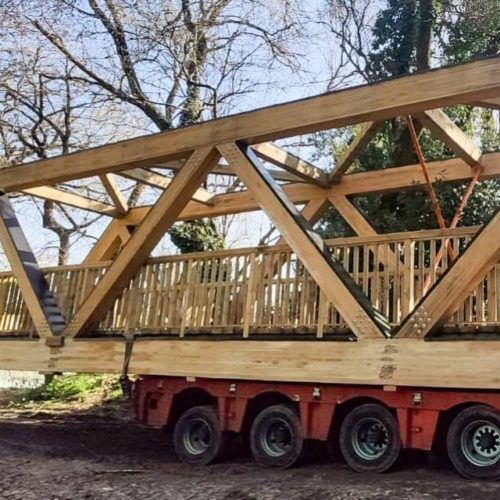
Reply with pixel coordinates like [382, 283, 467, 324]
[0, 57, 499, 389]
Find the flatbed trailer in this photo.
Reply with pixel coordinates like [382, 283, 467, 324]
[0, 57, 499, 479]
[134, 376, 500, 478]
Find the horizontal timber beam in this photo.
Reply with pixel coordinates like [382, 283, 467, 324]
[1, 338, 500, 390]
[1, 57, 499, 191]
[22, 186, 120, 216]
[475, 97, 500, 110]
[121, 151, 500, 224]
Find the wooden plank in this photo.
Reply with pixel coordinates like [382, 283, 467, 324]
[22, 186, 119, 216]
[416, 109, 482, 167]
[2, 338, 500, 390]
[120, 168, 215, 205]
[1, 57, 499, 191]
[99, 174, 128, 214]
[64, 147, 221, 337]
[397, 209, 500, 338]
[335, 151, 500, 196]
[218, 141, 391, 339]
[252, 143, 329, 186]
[329, 122, 382, 182]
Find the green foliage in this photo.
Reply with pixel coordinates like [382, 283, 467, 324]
[370, 0, 421, 76]
[441, 0, 500, 63]
[17, 374, 121, 403]
[317, 0, 500, 239]
[169, 218, 226, 254]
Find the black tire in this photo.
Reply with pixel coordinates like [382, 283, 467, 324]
[173, 405, 227, 465]
[339, 403, 401, 473]
[447, 405, 500, 481]
[250, 404, 304, 468]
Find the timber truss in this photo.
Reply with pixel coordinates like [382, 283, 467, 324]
[0, 57, 499, 389]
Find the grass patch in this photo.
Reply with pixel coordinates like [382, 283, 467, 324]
[16, 373, 121, 404]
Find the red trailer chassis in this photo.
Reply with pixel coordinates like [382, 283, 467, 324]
[133, 376, 500, 479]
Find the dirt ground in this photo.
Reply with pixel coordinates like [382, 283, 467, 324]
[0, 401, 498, 500]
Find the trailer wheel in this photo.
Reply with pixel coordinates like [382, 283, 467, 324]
[250, 404, 304, 468]
[447, 405, 500, 480]
[339, 403, 401, 473]
[173, 405, 227, 465]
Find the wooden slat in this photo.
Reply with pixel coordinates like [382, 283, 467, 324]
[1, 57, 499, 191]
[329, 122, 382, 182]
[397, 210, 500, 337]
[218, 141, 391, 339]
[252, 143, 329, 186]
[64, 147, 220, 337]
[416, 109, 482, 167]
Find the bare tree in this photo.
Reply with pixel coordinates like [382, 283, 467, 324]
[0, 27, 140, 264]
[3, 0, 306, 256]
[26, 0, 304, 130]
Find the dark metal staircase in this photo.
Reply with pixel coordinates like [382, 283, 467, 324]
[0, 195, 65, 334]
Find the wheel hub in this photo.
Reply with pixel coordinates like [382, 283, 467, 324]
[352, 418, 389, 460]
[261, 418, 292, 457]
[183, 418, 212, 455]
[461, 420, 500, 467]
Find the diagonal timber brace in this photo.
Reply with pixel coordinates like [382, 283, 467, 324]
[218, 141, 391, 339]
[416, 109, 482, 168]
[64, 147, 221, 338]
[0, 195, 65, 339]
[329, 122, 382, 183]
[397, 208, 500, 338]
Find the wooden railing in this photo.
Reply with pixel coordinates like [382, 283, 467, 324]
[0, 226, 499, 338]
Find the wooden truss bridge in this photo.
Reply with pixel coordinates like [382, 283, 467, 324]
[0, 57, 499, 389]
